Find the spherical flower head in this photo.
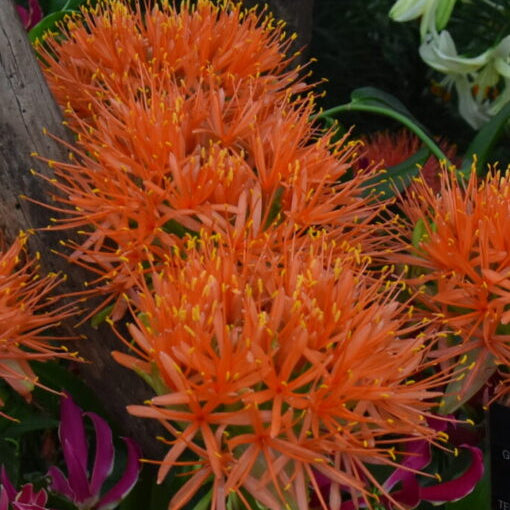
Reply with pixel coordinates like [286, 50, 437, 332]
[33, 0, 385, 320]
[113, 232, 451, 510]
[392, 167, 510, 408]
[355, 128, 458, 192]
[37, 0, 306, 125]
[0, 233, 76, 411]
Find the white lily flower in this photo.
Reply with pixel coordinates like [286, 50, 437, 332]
[420, 31, 494, 128]
[489, 79, 510, 116]
[391, 1, 510, 128]
[390, 0, 434, 21]
[450, 75, 492, 128]
[389, 0, 457, 38]
[419, 30, 493, 74]
[493, 35, 510, 79]
[487, 36, 510, 115]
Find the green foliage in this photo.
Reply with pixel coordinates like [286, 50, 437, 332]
[33, 361, 112, 422]
[0, 379, 60, 487]
[310, 0, 470, 141]
[461, 101, 510, 175]
[318, 84, 510, 198]
[91, 304, 115, 329]
[29, 11, 74, 43]
[27, 0, 87, 43]
[363, 146, 429, 198]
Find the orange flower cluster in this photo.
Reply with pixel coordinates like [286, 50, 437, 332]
[112, 233, 447, 510]
[40, 0, 303, 123]
[38, 0, 379, 320]
[0, 233, 75, 415]
[36, 1, 458, 508]
[392, 168, 510, 407]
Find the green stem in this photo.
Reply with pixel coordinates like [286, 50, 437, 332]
[315, 103, 452, 166]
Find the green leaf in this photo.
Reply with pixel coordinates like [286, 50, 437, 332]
[192, 489, 213, 510]
[411, 217, 437, 248]
[263, 186, 284, 229]
[317, 88, 449, 165]
[90, 304, 115, 329]
[0, 381, 58, 434]
[61, 0, 85, 9]
[134, 361, 169, 396]
[46, 493, 80, 510]
[351, 87, 429, 131]
[3, 415, 58, 437]
[0, 438, 20, 484]
[412, 218, 427, 249]
[162, 219, 197, 239]
[32, 361, 113, 426]
[440, 349, 496, 413]
[362, 146, 430, 199]
[28, 10, 74, 43]
[45, 0, 70, 12]
[461, 101, 510, 176]
[148, 464, 182, 510]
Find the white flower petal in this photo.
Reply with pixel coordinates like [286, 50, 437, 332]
[420, 31, 492, 74]
[455, 76, 491, 129]
[488, 79, 510, 115]
[389, 0, 430, 22]
[493, 36, 510, 78]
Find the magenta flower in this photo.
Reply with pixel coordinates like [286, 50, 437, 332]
[0, 467, 50, 510]
[15, 0, 43, 30]
[336, 418, 484, 509]
[47, 395, 141, 510]
[370, 440, 483, 508]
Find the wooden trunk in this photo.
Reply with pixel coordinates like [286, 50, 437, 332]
[0, 0, 164, 459]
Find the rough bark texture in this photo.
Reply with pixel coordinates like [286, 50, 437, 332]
[242, 0, 314, 64]
[0, 0, 164, 459]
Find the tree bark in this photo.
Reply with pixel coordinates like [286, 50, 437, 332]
[0, 0, 164, 459]
[242, 0, 314, 64]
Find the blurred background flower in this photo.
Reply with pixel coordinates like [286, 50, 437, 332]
[47, 394, 141, 510]
[0, 233, 76, 417]
[15, 0, 42, 30]
[0, 466, 50, 510]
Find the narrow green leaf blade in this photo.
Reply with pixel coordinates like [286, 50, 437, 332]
[28, 10, 74, 43]
[461, 101, 510, 176]
[3, 416, 59, 437]
[90, 303, 115, 329]
[362, 146, 430, 199]
[351, 86, 430, 132]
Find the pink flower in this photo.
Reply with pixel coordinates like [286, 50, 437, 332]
[312, 417, 484, 509]
[0, 467, 51, 510]
[47, 394, 141, 510]
[16, 0, 43, 30]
